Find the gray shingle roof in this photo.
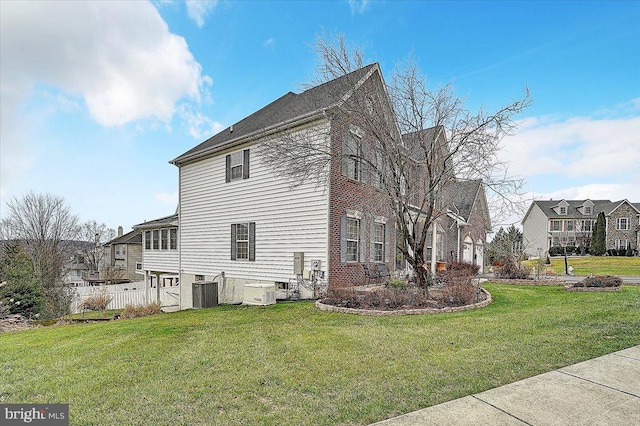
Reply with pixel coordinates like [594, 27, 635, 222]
[531, 199, 619, 219]
[448, 180, 481, 222]
[171, 64, 378, 165]
[105, 229, 142, 246]
[402, 126, 443, 161]
[133, 214, 179, 230]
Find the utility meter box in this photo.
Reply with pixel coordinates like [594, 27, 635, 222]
[311, 259, 321, 271]
[293, 252, 304, 274]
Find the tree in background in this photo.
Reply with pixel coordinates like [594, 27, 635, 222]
[78, 220, 116, 276]
[2, 192, 79, 318]
[487, 225, 524, 265]
[590, 212, 606, 256]
[0, 242, 43, 317]
[260, 32, 531, 288]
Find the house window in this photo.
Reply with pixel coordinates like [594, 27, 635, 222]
[135, 262, 142, 271]
[225, 149, 250, 182]
[566, 221, 574, 232]
[231, 222, 256, 261]
[161, 229, 168, 250]
[580, 220, 592, 232]
[145, 231, 151, 250]
[195, 274, 205, 281]
[346, 218, 360, 262]
[551, 220, 561, 231]
[616, 239, 629, 250]
[373, 223, 385, 262]
[170, 228, 177, 250]
[584, 206, 592, 215]
[152, 230, 160, 250]
[342, 132, 363, 181]
[617, 218, 629, 230]
[559, 206, 567, 215]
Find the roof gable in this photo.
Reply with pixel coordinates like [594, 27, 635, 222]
[171, 63, 379, 165]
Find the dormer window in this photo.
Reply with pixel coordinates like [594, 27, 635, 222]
[584, 206, 592, 215]
[559, 206, 567, 215]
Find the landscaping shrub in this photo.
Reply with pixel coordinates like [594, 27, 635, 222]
[548, 246, 564, 256]
[446, 260, 480, 276]
[387, 279, 407, 290]
[495, 258, 531, 279]
[626, 246, 634, 257]
[323, 285, 440, 310]
[574, 275, 622, 288]
[120, 302, 162, 319]
[78, 293, 112, 312]
[438, 282, 477, 306]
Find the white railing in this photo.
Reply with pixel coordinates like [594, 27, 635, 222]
[71, 285, 180, 313]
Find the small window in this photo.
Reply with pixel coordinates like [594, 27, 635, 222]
[346, 218, 360, 262]
[231, 222, 256, 261]
[152, 230, 160, 250]
[195, 274, 205, 281]
[584, 206, 592, 215]
[373, 223, 385, 262]
[225, 149, 250, 182]
[145, 231, 151, 250]
[342, 132, 363, 181]
[135, 262, 142, 271]
[617, 218, 629, 230]
[170, 228, 177, 250]
[161, 229, 168, 250]
[559, 206, 567, 215]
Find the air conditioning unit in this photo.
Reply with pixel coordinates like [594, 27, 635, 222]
[243, 283, 276, 306]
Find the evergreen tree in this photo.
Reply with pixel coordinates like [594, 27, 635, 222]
[590, 212, 606, 256]
[0, 242, 43, 316]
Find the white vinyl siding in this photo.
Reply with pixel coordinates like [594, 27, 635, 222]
[178, 123, 330, 284]
[522, 203, 551, 256]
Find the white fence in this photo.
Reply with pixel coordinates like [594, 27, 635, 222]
[71, 283, 180, 313]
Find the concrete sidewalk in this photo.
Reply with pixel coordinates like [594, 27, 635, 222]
[372, 345, 640, 425]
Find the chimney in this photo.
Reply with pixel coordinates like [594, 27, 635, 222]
[118, 226, 123, 237]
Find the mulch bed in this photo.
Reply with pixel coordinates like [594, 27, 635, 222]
[0, 314, 40, 333]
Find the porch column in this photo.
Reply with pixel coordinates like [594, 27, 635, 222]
[144, 271, 150, 304]
[156, 273, 161, 305]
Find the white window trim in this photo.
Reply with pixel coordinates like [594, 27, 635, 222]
[345, 217, 361, 263]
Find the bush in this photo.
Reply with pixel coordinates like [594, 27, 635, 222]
[121, 302, 162, 319]
[438, 282, 477, 306]
[495, 258, 531, 280]
[387, 279, 407, 290]
[574, 275, 622, 288]
[626, 246, 634, 257]
[0, 280, 43, 317]
[446, 260, 480, 276]
[548, 246, 564, 256]
[78, 293, 112, 312]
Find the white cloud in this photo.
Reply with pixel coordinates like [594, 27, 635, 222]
[501, 113, 640, 180]
[263, 37, 275, 49]
[185, 0, 218, 27]
[0, 1, 212, 192]
[348, 0, 370, 15]
[155, 192, 179, 205]
[178, 104, 225, 140]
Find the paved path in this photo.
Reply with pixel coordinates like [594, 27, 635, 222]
[371, 345, 640, 425]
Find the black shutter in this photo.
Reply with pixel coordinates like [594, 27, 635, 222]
[230, 224, 237, 260]
[359, 219, 365, 262]
[369, 221, 375, 262]
[225, 154, 231, 183]
[248, 222, 256, 261]
[384, 222, 390, 263]
[243, 149, 250, 179]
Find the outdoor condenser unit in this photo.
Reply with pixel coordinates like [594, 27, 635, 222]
[192, 281, 219, 309]
[243, 283, 276, 306]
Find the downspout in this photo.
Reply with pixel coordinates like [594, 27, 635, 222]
[431, 221, 437, 274]
[457, 222, 461, 261]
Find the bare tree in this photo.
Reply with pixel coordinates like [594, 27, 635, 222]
[78, 220, 116, 275]
[3, 192, 79, 318]
[260, 33, 531, 288]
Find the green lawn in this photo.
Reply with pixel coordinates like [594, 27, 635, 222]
[2, 284, 640, 425]
[523, 256, 640, 276]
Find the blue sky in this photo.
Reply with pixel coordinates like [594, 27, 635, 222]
[1, 0, 639, 233]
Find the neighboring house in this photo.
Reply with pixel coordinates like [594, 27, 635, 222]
[522, 199, 640, 256]
[144, 63, 490, 310]
[99, 227, 143, 282]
